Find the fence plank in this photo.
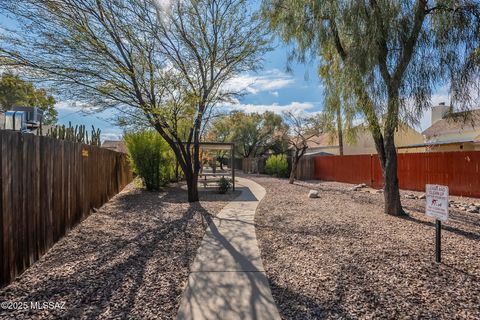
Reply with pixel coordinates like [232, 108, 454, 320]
[313, 151, 480, 197]
[0, 130, 132, 287]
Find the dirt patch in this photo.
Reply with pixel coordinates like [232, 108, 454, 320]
[249, 174, 480, 319]
[0, 183, 239, 320]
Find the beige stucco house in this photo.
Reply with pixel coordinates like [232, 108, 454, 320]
[306, 123, 424, 156]
[418, 103, 480, 152]
[396, 103, 480, 152]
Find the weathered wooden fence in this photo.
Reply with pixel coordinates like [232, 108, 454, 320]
[0, 130, 133, 286]
[314, 151, 480, 197]
[243, 157, 266, 174]
[242, 156, 314, 180]
[295, 156, 315, 180]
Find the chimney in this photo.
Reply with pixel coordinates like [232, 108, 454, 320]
[431, 102, 449, 124]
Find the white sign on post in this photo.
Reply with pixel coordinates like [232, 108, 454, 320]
[426, 184, 449, 221]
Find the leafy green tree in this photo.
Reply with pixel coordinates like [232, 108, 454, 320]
[125, 130, 174, 191]
[0, 73, 57, 124]
[318, 46, 360, 156]
[0, 0, 268, 202]
[228, 111, 288, 158]
[264, 0, 480, 216]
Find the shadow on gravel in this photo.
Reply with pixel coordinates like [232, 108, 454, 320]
[268, 280, 355, 320]
[0, 185, 236, 319]
[267, 259, 447, 320]
[26, 204, 203, 319]
[399, 214, 480, 241]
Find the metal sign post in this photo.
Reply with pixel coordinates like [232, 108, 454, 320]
[435, 220, 441, 263]
[425, 184, 449, 263]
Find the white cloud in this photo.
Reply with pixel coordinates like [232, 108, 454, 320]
[224, 101, 316, 114]
[55, 100, 99, 112]
[101, 130, 123, 142]
[224, 69, 295, 95]
[270, 91, 279, 97]
[155, 0, 172, 10]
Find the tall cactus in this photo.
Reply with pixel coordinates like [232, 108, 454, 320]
[90, 125, 101, 146]
[46, 122, 101, 146]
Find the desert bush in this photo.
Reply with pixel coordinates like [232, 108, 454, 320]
[217, 177, 232, 194]
[125, 130, 174, 190]
[266, 154, 288, 178]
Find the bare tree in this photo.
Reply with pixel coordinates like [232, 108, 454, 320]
[282, 111, 320, 184]
[0, 0, 269, 202]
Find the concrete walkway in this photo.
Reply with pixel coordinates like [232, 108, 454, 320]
[177, 177, 281, 320]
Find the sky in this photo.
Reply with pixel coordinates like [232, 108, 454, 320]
[54, 43, 448, 142]
[54, 43, 327, 141]
[0, 3, 450, 142]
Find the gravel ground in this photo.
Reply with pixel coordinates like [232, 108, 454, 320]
[0, 183, 239, 320]
[248, 174, 480, 320]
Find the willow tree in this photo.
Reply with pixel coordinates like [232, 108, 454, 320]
[0, 0, 269, 202]
[264, 0, 480, 215]
[318, 45, 360, 156]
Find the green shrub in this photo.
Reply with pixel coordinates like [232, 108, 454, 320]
[266, 154, 288, 178]
[125, 130, 174, 190]
[218, 177, 232, 194]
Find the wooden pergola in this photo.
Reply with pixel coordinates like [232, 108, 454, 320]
[197, 142, 236, 191]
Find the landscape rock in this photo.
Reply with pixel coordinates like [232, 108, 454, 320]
[418, 193, 426, 199]
[467, 206, 479, 213]
[404, 194, 416, 199]
[308, 190, 319, 198]
[253, 175, 480, 319]
[351, 183, 368, 191]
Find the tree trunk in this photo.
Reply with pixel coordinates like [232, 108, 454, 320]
[152, 122, 200, 202]
[218, 155, 224, 170]
[382, 137, 404, 216]
[336, 104, 344, 156]
[289, 154, 299, 184]
[186, 172, 199, 202]
[379, 118, 405, 215]
[175, 161, 180, 182]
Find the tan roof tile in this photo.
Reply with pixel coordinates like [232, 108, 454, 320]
[423, 109, 480, 138]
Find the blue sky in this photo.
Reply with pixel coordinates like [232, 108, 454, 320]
[1, 4, 446, 141]
[54, 43, 327, 141]
[53, 41, 446, 141]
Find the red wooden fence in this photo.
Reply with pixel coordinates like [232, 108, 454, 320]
[314, 151, 480, 197]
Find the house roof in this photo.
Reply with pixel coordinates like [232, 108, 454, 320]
[102, 140, 128, 153]
[397, 137, 478, 149]
[198, 142, 234, 151]
[422, 109, 480, 138]
[306, 133, 339, 149]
